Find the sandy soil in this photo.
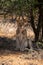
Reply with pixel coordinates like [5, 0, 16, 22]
[0, 49, 43, 65]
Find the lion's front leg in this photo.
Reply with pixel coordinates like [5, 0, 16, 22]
[15, 38, 20, 50]
[20, 39, 28, 51]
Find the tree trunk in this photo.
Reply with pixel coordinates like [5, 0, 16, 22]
[38, 0, 43, 40]
[41, 7, 43, 40]
[29, 5, 42, 42]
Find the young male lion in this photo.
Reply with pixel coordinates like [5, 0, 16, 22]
[16, 16, 33, 51]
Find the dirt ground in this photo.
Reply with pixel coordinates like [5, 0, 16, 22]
[0, 49, 43, 65]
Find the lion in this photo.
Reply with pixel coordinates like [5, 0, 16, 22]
[16, 24, 33, 51]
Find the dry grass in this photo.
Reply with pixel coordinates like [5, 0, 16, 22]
[0, 21, 35, 40]
[0, 49, 43, 65]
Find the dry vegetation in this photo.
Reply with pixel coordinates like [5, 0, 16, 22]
[0, 49, 43, 65]
[0, 15, 43, 65]
[0, 15, 35, 40]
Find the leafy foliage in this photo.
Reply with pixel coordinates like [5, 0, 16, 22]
[0, 0, 38, 15]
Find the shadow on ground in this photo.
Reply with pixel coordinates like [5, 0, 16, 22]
[0, 37, 43, 51]
[0, 37, 16, 51]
